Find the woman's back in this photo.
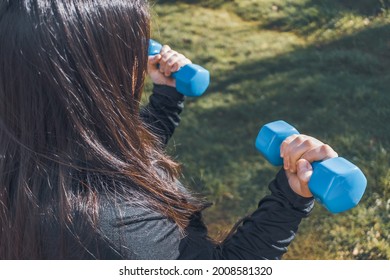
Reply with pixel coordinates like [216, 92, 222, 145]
[0, 0, 203, 259]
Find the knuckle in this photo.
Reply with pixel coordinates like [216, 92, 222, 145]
[292, 135, 306, 146]
[281, 139, 289, 149]
[328, 145, 338, 157]
[301, 138, 314, 147]
[162, 44, 171, 50]
[284, 134, 296, 143]
[162, 54, 170, 61]
[320, 144, 332, 154]
[285, 135, 295, 141]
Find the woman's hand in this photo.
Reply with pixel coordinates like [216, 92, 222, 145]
[148, 45, 191, 88]
[280, 134, 338, 198]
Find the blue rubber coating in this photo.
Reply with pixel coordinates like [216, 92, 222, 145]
[255, 120, 367, 213]
[148, 39, 163, 56]
[255, 120, 299, 166]
[309, 157, 367, 213]
[148, 39, 210, 97]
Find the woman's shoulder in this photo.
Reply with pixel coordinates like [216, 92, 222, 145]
[98, 196, 182, 259]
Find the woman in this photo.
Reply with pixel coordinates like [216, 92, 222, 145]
[0, 0, 337, 259]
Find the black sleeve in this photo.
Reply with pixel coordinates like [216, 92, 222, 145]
[178, 169, 314, 260]
[99, 170, 314, 260]
[140, 84, 185, 146]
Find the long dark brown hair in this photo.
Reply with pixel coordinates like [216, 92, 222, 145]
[0, 0, 203, 259]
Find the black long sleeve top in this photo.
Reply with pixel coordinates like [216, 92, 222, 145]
[94, 85, 315, 260]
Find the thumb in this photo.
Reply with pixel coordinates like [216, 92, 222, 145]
[148, 54, 161, 70]
[296, 159, 313, 196]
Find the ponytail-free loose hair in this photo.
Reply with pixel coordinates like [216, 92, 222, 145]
[0, 0, 203, 259]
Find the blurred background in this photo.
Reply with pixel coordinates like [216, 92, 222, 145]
[145, 0, 390, 259]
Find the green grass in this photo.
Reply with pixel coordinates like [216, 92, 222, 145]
[146, 0, 390, 259]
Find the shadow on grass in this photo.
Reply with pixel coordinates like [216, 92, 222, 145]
[157, 0, 390, 38]
[156, 0, 389, 15]
[205, 23, 390, 145]
[329, 0, 389, 16]
[155, 0, 231, 9]
[172, 24, 390, 229]
[256, 0, 389, 35]
[153, 1, 390, 258]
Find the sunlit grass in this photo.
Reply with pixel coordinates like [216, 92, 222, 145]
[147, 0, 390, 259]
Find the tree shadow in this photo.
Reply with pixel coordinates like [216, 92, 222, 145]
[154, 0, 231, 9]
[258, 0, 389, 36]
[155, 0, 389, 39]
[170, 24, 390, 225]
[334, 0, 389, 16]
[205, 23, 390, 141]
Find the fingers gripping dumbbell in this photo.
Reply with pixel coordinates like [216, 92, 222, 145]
[148, 39, 210, 97]
[255, 120, 367, 213]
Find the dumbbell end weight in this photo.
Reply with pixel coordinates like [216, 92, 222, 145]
[309, 157, 367, 213]
[172, 64, 210, 97]
[148, 39, 163, 56]
[255, 120, 299, 166]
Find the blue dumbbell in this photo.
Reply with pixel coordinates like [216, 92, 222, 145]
[148, 39, 210, 97]
[255, 120, 367, 213]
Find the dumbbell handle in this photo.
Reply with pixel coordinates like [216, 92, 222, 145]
[148, 39, 210, 97]
[255, 120, 367, 213]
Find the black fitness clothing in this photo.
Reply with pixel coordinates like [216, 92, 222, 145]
[94, 85, 314, 260]
[98, 169, 313, 260]
[140, 84, 185, 146]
